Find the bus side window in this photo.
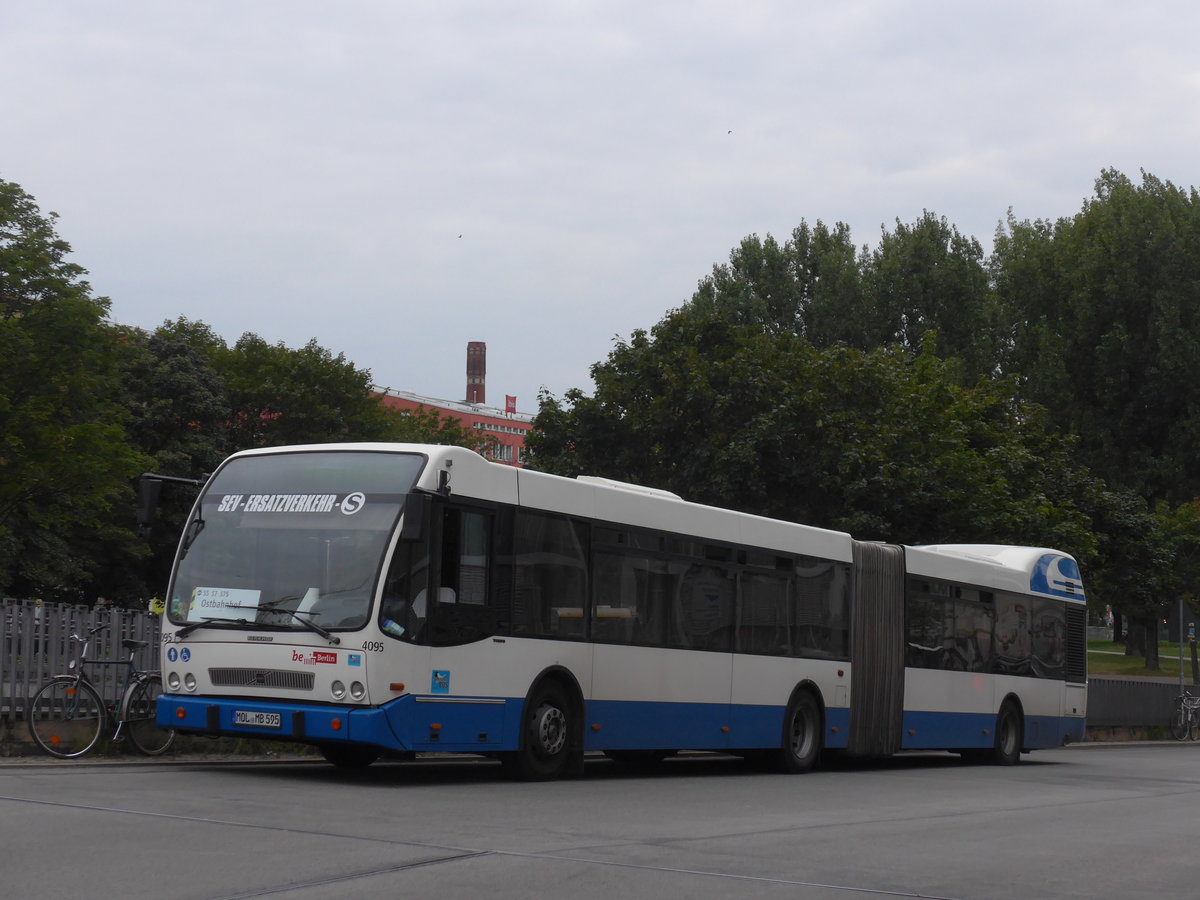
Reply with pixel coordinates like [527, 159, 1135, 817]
[905, 594, 944, 669]
[675, 563, 734, 651]
[1031, 598, 1066, 678]
[440, 508, 489, 605]
[592, 550, 637, 643]
[380, 539, 430, 641]
[994, 594, 1031, 676]
[738, 572, 791, 655]
[513, 511, 588, 640]
[425, 507, 498, 645]
[793, 559, 843, 658]
[954, 600, 994, 674]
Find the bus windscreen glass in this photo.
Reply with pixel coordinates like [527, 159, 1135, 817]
[168, 451, 425, 633]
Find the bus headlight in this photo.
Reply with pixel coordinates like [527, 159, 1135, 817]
[184, 673, 197, 692]
[167, 672, 181, 691]
[331, 680, 346, 700]
[350, 681, 366, 700]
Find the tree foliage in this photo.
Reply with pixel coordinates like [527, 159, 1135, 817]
[532, 172, 1200, 668]
[0, 175, 494, 603]
[995, 169, 1200, 503]
[529, 310, 1097, 562]
[0, 180, 149, 599]
[689, 213, 1000, 379]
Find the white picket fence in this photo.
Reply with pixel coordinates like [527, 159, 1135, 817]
[1, 598, 162, 717]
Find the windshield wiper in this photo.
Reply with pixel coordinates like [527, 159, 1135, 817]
[248, 595, 300, 615]
[179, 513, 206, 559]
[177, 616, 248, 638]
[228, 603, 341, 645]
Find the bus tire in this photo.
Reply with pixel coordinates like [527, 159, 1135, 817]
[506, 681, 572, 781]
[320, 744, 381, 769]
[773, 690, 822, 773]
[992, 701, 1023, 766]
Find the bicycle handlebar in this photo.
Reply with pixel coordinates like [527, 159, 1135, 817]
[68, 622, 111, 642]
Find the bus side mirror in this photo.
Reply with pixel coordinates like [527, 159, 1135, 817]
[400, 493, 431, 541]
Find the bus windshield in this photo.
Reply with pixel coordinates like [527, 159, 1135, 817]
[167, 450, 426, 634]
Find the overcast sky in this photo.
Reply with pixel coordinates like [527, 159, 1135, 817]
[4, 1, 1198, 414]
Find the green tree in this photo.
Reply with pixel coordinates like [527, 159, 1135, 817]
[0, 178, 147, 598]
[529, 308, 1097, 561]
[106, 319, 231, 602]
[386, 403, 497, 453]
[125, 319, 231, 475]
[688, 213, 1000, 380]
[1155, 500, 1200, 658]
[995, 169, 1200, 503]
[689, 221, 869, 344]
[1077, 485, 1172, 668]
[863, 211, 1001, 378]
[217, 333, 399, 449]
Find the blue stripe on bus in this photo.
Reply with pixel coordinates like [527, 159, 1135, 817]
[159, 694, 854, 753]
[901, 709, 1086, 750]
[159, 694, 1081, 755]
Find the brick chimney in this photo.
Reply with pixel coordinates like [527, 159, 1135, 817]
[466, 341, 486, 404]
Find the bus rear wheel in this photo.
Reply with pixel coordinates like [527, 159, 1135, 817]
[960, 702, 1023, 765]
[505, 681, 572, 781]
[992, 702, 1023, 765]
[772, 691, 822, 773]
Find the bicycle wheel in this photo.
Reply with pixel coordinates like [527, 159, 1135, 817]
[1171, 702, 1190, 741]
[1190, 708, 1200, 742]
[122, 674, 175, 756]
[27, 677, 106, 758]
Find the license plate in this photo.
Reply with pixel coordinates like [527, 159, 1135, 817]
[234, 710, 281, 729]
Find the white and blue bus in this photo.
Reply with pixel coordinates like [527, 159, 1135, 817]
[157, 443, 1087, 778]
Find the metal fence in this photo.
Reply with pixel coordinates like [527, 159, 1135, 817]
[1, 598, 162, 718]
[1086, 676, 1182, 729]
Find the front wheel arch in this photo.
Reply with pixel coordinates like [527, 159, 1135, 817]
[759, 683, 824, 774]
[503, 668, 584, 781]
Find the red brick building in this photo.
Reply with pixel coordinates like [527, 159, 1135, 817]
[374, 343, 533, 467]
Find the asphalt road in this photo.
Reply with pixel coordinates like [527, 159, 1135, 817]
[2, 744, 1198, 899]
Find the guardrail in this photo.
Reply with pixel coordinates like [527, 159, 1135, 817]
[1, 598, 161, 715]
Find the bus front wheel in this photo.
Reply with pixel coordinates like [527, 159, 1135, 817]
[505, 681, 572, 781]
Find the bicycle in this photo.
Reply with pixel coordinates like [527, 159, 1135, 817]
[1170, 688, 1200, 742]
[26, 623, 175, 758]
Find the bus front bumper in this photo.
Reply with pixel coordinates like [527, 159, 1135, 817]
[157, 693, 519, 753]
[158, 694, 403, 749]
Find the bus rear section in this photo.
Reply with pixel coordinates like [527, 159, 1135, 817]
[847, 542, 1088, 763]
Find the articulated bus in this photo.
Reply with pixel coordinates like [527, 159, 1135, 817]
[157, 443, 1087, 778]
